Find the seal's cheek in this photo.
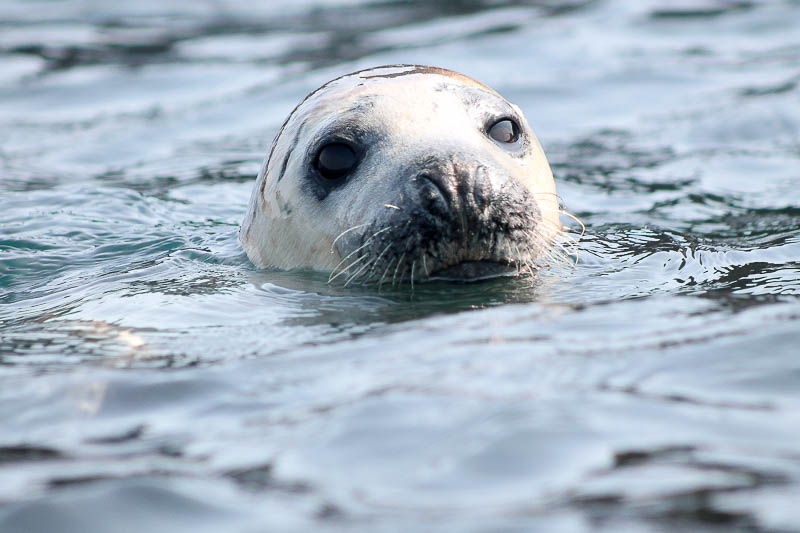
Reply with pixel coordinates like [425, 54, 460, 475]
[274, 189, 294, 215]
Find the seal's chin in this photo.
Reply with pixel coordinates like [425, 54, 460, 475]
[428, 261, 518, 282]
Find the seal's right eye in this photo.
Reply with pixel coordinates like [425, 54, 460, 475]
[316, 143, 356, 180]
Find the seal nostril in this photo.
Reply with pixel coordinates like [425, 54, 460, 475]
[417, 173, 452, 216]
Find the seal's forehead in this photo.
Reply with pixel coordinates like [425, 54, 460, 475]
[352, 65, 498, 94]
[302, 64, 502, 111]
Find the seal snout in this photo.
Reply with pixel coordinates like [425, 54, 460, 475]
[412, 160, 493, 222]
[338, 157, 544, 285]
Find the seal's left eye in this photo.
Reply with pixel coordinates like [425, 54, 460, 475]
[488, 119, 520, 144]
[316, 143, 356, 180]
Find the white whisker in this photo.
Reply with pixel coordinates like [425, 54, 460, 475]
[366, 241, 394, 281]
[330, 223, 369, 254]
[392, 253, 406, 286]
[328, 226, 391, 282]
[344, 255, 376, 287]
[513, 244, 523, 275]
[328, 253, 368, 284]
[379, 258, 396, 291]
[560, 208, 586, 239]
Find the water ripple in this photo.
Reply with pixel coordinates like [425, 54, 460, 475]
[2, 0, 800, 532]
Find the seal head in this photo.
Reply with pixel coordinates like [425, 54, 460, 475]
[240, 65, 560, 284]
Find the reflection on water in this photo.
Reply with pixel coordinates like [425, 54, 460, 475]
[1, 0, 800, 532]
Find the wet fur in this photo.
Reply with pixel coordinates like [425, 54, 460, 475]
[240, 64, 566, 285]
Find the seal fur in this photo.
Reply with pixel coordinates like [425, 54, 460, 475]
[240, 65, 562, 284]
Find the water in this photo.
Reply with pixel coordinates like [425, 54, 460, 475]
[1, 0, 799, 531]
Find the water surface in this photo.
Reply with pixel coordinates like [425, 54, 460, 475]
[2, 1, 800, 531]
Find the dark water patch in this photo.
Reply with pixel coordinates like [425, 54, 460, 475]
[248, 269, 567, 332]
[225, 463, 319, 497]
[573, 443, 786, 533]
[0, 238, 57, 253]
[699, 261, 800, 299]
[0, 445, 63, 464]
[48, 474, 124, 489]
[0, 233, 188, 305]
[1, 0, 593, 75]
[100, 165, 262, 200]
[9, 39, 174, 71]
[550, 130, 683, 196]
[687, 206, 800, 243]
[740, 73, 800, 97]
[649, 2, 755, 20]
[225, 463, 276, 492]
[85, 424, 147, 445]
[600, 381, 777, 412]
[0, 480, 245, 533]
[571, 224, 800, 310]
[614, 445, 697, 467]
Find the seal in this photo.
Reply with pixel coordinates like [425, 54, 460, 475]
[240, 64, 562, 285]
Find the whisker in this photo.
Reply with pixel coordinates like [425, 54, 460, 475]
[538, 234, 575, 268]
[392, 253, 406, 286]
[367, 241, 394, 280]
[344, 255, 377, 287]
[524, 258, 539, 287]
[327, 226, 391, 282]
[513, 244, 523, 275]
[379, 258, 396, 291]
[397, 265, 408, 287]
[328, 253, 368, 284]
[329, 248, 368, 283]
[560, 209, 586, 239]
[330, 223, 370, 253]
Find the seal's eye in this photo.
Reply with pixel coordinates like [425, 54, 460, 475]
[316, 143, 356, 180]
[488, 119, 520, 144]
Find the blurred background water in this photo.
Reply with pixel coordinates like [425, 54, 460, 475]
[1, 0, 800, 531]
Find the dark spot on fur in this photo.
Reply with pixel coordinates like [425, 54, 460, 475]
[277, 121, 307, 183]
